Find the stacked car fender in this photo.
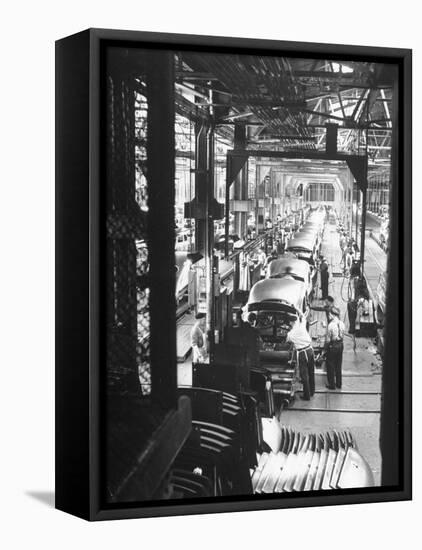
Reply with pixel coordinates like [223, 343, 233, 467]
[252, 427, 374, 493]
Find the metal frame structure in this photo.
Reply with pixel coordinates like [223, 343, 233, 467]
[225, 147, 369, 270]
[55, 28, 412, 521]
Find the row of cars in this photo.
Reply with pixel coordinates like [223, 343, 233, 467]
[244, 211, 325, 347]
[241, 211, 326, 402]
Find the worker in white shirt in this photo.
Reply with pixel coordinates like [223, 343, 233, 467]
[325, 306, 345, 389]
[286, 314, 315, 400]
[342, 246, 355, 276]
[257, 248, 267, 279]
[191, 313, 208, 363]
[339, 232, 347, 253]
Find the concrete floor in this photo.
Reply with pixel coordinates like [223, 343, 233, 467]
[280, 221, 384, 485]
[178, 357, 193, 386]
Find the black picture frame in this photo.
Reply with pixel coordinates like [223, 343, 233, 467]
[55, 28, 412, 521]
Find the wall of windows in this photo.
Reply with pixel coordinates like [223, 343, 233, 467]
[368, 170, 390, 214]
[304, 182, 336, 203]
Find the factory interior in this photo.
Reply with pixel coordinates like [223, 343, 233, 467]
[103, 44, 401, 504]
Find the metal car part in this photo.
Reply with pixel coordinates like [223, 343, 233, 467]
[262, 452, 287, 493]
[330, 446, 347, 489]
[251, 453, 269, 491]
[322, 448, 337, 490]
[293, 434, 315, 491]
[304, 447, 320, 491]
[337, 447, 375, 489]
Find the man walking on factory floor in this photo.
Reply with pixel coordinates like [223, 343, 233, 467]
[287, 313, 315, 400]
[319, 256, 329, 299]
[339, 232, 347, 254]
[325, 306, 345, 390]
[343, 246, 355, 276]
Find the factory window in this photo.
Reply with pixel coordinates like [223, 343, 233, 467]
[305, 182, 335, 202]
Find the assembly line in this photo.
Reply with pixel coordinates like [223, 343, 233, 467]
[172, 204, 386, 493]
[100, 46, 396, 502]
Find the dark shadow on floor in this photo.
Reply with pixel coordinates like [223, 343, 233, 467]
[26, 491, 55, 508]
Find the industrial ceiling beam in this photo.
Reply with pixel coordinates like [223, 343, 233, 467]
[307, 98, 322, 124]
[195, 99, 308, 108]
[304, 89, 360, 102]
[228, 148, 366, 164]
[249, 135, 316, 141]
[380, 89, 392, 128]
[368, 118, 392, 125]
[216, 121, 265, 126]
[301, 109, 349, 123]
[292, 70, 358, 78]
[175, 82, 210, 101]
[222, 111, 254, 121]
[339, 84, 393, 89]
[176, 71, 219, 80]
[338, 92, 347, 119]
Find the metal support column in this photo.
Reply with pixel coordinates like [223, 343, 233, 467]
[233, 124, 248, 239]
[146, 51, 177, 408]
[359, 185, 368, 275]
[206, 125, 216, 360]
[381, 66, 402, 487]
[355, 183, 359, 245]
[256, 164, 266, 234]
[194, 122, 208, 256]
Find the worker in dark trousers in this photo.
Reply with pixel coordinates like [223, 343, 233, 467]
[325, 306, 345, 389]
[347, 299, 358, 351]
[287, 314, 315, 400]
[319, 256, 329, 299]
